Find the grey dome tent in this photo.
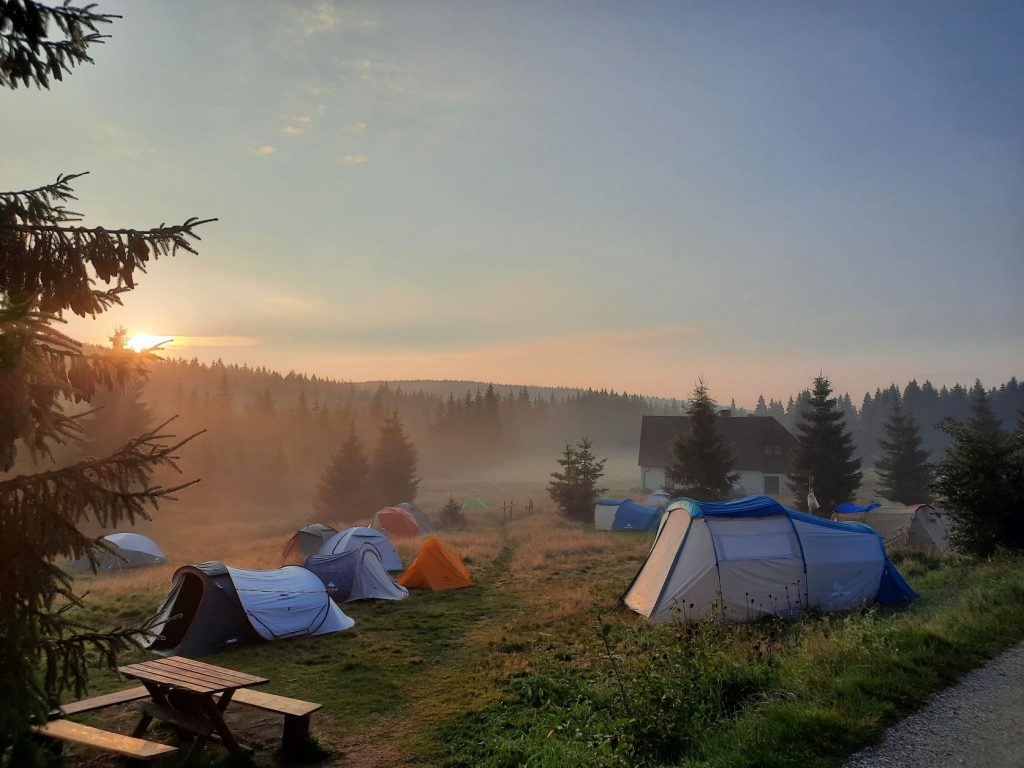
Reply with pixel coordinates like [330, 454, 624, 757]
[282, 523, 338, 562]
[305, 545, 409, 602]
[398, 502, 434, 533]
[319, 527, 403, 571]
[70, 532, 166, 572]
[145, 562, 354, 658]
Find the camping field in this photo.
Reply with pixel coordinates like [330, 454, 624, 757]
[63, 483, 1024, 768]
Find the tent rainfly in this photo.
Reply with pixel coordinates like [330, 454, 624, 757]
[281, 523, 338, 562]
[623, 495, 915, 623]
[594, 499, 662, 531]
[145, 562, 354, 658]
[398, 536, 474, 591]
[833, 504, 950, 553]
[371, 506, 421, 537]
[319, 526, 403, 571]
[305, 546, 409, 602]
[398, 501, 434, 533]
[70, 532, 166, 572]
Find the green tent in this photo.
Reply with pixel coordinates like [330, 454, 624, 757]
[461, 497, 488, 513]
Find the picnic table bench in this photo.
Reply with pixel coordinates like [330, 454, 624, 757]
[39, 657, 323, 762]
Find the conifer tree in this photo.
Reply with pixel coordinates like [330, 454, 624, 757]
[315, 428, 373, 522]
[439, 496, 466, 529]
[371, 412, 419, 505]
[0, 4, 212, 754]
[788, 375, 862, 512]
[664, 378, 738, 501]
[754, 394, 768, 416]
[874, 398, 932, 504]
[548, 437, 606, 522]
[931, 383, 1024, 555]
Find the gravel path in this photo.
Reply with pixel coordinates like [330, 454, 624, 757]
[845, 640, 1024, 768]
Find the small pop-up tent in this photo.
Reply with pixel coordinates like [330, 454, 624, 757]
[305, 546, 409, 602]
[371, 506, 421, 537]
[594, 499, 662, 531]
[398, 536, 474, 590]
[398, 502, 434, 533]
[461, 497, 488, 513]
[320, 527, 403, 570]
[833, 504, 950, 553]
[281, 523, 338, 562]
[70, 532, 166, 572]
[623, 495, 915, 623]
[145, 562, 354, 657]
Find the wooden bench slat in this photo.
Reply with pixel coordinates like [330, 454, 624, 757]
[228, 688, 322, 717]
[161, 656, 265, 686]
[60, 686, 150, 717]
[140, 659, 245, 690]
[118, 664, 219, 693]
[32, 720, 176, 760]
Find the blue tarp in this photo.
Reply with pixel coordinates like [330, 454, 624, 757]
[836, 502, 881, 514]
[673, 495, 788, 518]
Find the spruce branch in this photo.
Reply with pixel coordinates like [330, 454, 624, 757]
[0, 1, 120, 89]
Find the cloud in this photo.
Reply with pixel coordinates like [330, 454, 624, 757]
[281, 125, 303, 136]
[340, 154, 368, 165]
[301, 2, 337, 36]
[290, 115, 313, 124]
[248, 144, 276, 156]
[170, 336, 264, 348]
[351, 121, 368, 133]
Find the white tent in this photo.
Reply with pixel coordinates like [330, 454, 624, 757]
[226, 565, 353, 640]
[70, 532, 167, 572]
[623, 495, 915, 623]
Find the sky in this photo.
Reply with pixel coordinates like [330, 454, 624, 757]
[3, 0, 1022, 405]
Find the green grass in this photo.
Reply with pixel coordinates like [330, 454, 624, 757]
[434, 551, 1024, 768]
[60, 525, 1024, 768]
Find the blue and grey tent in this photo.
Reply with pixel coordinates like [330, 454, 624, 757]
[305, 545, 408, 602]
[398, 502, 434, 533]
[623, 495, 915, 622]
[594, 499, 662, 531]
[70, 532, 166, 572]
[145, 562, 353, 658]
[319, 526, 403, 571]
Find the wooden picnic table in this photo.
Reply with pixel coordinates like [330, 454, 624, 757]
[118, 656, 268, 765]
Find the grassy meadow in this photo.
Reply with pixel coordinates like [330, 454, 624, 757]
[61, 467, 1024, 767]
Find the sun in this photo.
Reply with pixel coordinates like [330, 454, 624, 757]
[125, 333, 174, 352]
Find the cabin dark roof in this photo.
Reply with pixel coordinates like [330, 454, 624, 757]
[638, 414, 797, 474]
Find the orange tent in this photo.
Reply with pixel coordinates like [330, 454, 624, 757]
[397, 536, 474, 590]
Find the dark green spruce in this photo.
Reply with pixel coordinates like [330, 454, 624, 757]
[788, 375, 862, 512]
[548, 437, 607, 522]
[874, 398, 933, 504]
[931, 382, 1024, 556]
[664, 379, 739, 501]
